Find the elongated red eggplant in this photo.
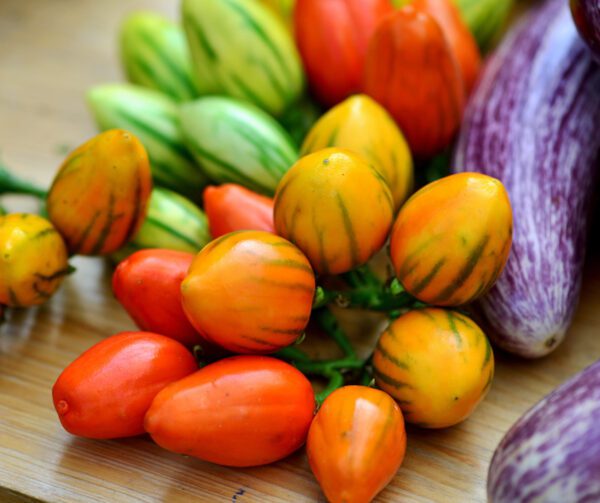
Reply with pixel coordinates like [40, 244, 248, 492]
[453, 0, 600, 358]
[488, 359, 600, 502]
[571, 0, 600, 61]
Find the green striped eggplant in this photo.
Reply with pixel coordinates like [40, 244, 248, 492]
[182, 0, 304, 116]
[392, 0, 514, 50]
[181, 96, 298, 195]
[111, 187, 211, 263]
[120, 12, 199, 102]
[87, 83, 208, 200]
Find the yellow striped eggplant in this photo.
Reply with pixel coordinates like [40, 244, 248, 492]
[87, 83, 208, 200]
[373, 308, 494, 428]
[301, 94, 413, 211]
[390, 173, 512, 306]
[0, 214, 69, 307]
[111, 187, 211, 262]
[120, 12, 199, 102]
[181, 96, 298, 195]
[274, 148, 394, 275]
[181, 230, 315, 354]
[47, 129, 153, 256]
[182, 0, 304, 116]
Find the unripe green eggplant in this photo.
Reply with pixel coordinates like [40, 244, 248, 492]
[182, 0, 304, 116]
[181, 96, 298, 195]
[87, 83, 208, 200]
[120, 12, 199, 102]
[111, 187, 210, 262]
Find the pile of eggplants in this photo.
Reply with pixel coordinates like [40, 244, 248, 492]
[453, 0, 600, 358]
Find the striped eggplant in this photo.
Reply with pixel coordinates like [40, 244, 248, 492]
[274, 148, 394, 275]
[181, 97, 298, 195]
[0, 214, 69, 307]
[47, 130, 153, 256]
[374, 308, 494, 428]
[488, 359, 600, 502]
[301, 94, 413, 211]
[390, 173, 513, 307]
[111, 187, 211, 263]
[294, 0, 394, 107]
[571, 0, 600, 62]
[453, 0, 600, 357]
[120, 12, 199, 102]
[182, 0, 303, 117]
[181, 231, 315, 354]
[87, 83, 208, 200]
[363, 6, 465, 158]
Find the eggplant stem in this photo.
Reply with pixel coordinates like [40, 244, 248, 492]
[0, 163, 47, 199]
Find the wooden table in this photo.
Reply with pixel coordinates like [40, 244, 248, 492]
[1, 0, 598, 501]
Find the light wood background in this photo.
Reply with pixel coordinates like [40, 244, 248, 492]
[0, 0, 598, 502]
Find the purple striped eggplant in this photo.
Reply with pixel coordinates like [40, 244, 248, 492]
[453, 0, 600, 358]
[571, 0, 600, 62]
[488, 359, 600, 502]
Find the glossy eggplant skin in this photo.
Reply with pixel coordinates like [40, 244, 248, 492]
[488, 359, 600, 503]
[571, 0, 600, 62]
[453, 0, 600, 358]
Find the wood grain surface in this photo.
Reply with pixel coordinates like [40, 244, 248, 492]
[0, 0, 598, 502]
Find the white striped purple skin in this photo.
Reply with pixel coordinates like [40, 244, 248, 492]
[571, 0, 600, 62]
[488, 359, 600, 503]
[453, 0, 600, 358]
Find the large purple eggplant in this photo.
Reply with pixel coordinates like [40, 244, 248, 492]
[453, 0, 600, 358]
[488, 359, 600, 502]
[571, 0, 600, 62]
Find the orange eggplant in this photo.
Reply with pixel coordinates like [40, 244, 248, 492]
[112, 249, 203, 347]
[390, 172, 512, 306]
[307, 386, 407, 503]
[145, 355, 316, 467]
[181, 230, 315, 353]
[274, 148, 394, 275]
[47, 129, 153, 255]
[373, 308, 494, 428]
[203, 184, 274, 238]
[362, 6, 465, 158]
[413, 0, 481, 95]
[0, 213, 69, 307]
[294, 0, 394, 106]
[301, 95, 413, 211]
[52, 331, 197, 439]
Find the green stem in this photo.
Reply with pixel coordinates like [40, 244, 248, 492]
[276, 345, 311, 362]
[342, 264, 382, 289]
[315, 370, 344, 406]
[0, 164, 47, 198]
[314, 307, 356, 358]
[317, 286, 416, 312]
[292, 356, 364, 375]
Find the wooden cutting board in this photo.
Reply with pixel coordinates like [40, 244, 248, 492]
[1, 0, 598, 501]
